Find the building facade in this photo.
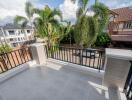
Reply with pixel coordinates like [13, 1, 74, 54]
[108, 7, 132, 46]
[0, 24, 34, 47]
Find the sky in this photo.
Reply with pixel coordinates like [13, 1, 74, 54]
[0, 0, 132, 25]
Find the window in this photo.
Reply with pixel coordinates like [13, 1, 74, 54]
[124, 23, 132, 29]
[27, 30, 30, 33]
[8, 30, 15, 35]
[10, 38, 14, 41]
[21, 30, 25, 33]
[18, 38, 20, 41]
[18, 31, 21, 35]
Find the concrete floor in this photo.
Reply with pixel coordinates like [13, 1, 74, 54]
[0, 64, 109, 100]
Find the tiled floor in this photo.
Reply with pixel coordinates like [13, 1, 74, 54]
[0, 64, 109, 100]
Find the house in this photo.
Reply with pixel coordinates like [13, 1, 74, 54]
[0, 23, 34, 47]
[108, 7, 132, 46]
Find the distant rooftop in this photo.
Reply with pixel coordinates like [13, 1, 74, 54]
[2, 23, 32, 30]
[112, 6, 132, 22]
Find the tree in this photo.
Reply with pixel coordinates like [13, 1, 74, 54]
[71, 0, 109, 48]
[14, 1, 34, 39]
[34, 5, 71, 46]
[92, 0, 109, 34]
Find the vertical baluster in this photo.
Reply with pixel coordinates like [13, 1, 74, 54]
[0, 63, 4, 73]
[1, 55, 8, 71]
[26, 48, 30, 61]
[97, 51, 100, 69]
[69, 48, 71, 63]
[24, 48, 28, 62]
[85, 49, 87, 66]
[126, 81, 132, 97]
[64, 47, 66, 61]
[98, 51, 102, 71]
[21, 49, 26, 63]
[51, 46, 54, 58]
[14, 51, 20, 65]
[56, 46, 58, 59]
[79, 49, 81, 65]
[59, 47, 61, 60]
[45, 46, 48, 58]
[89, 51, 91, 67]
[54, 46, 56, 59]
[74, 48, 76, 64]
[93, 51, 96, 68]
[72, 48, 73, 63]
[75, 49, 77, 64]
[11, 52, 16, 67]
[55, 46, 57, 59]
[5, 53, 12, 69]
[81, 49, 83, 65]
[66, 48, 68, 62]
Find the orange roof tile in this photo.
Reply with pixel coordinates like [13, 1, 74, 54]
[112, 7, 132, 22]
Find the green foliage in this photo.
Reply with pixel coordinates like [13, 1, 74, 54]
[92, 2, 109, 34]
[33, 5, 62, 46]
[74, 16, 98, 47]
[0, 44, 12, 54]
[94, 33, 111, 47]
[73, 0, 109, 48]
[60, 27, 75, 44]
[34, 6, 71, 46]
[14, 1, 34, 28]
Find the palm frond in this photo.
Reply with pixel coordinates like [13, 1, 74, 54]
[76, 8, 83, 18]
[25, 1, 34, 19]
[92, 2, 109, 34]
[14, 16, 28, 25]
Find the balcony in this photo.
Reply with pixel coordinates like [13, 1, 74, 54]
[0, 44, 131, 100]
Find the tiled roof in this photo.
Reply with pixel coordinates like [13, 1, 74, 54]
[2, 23, 32, 29]
[112, 6, 132, 22]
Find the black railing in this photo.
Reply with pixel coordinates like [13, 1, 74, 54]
[23, 39, 36, 45]
[124, 61, 132, 100]
[47, 46, 105, 70]
[0, 47, 32, 74]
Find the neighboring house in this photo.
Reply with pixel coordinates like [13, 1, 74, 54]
[0, 23, 34, 47]
[108, 6, 132, 46]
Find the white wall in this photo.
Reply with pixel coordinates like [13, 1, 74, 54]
[3, 28, 33, 47]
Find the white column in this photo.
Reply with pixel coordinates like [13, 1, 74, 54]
[30, 43, 47, 65]
[103, 48, 132, 92]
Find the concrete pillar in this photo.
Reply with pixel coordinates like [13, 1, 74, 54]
[30, 43, 47, 65]
[103, 48, 132, 92]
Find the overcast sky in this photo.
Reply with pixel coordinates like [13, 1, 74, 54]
[0, 0, 132, 25]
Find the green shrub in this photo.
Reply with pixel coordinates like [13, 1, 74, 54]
[0, 44, 12, 54]
[94, 32, 111, 47]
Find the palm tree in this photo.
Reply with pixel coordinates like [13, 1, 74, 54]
[33, 5, 69, 46]
[71, 0, 109, 48]
[14, 1, 34, 39]
[92, 0, 109, 34]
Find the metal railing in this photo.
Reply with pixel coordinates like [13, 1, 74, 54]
[0, 47, 32, 74]
[124, 61, 132, 100]
[23, 39, 36, 45]
[47, 46, 105, 70]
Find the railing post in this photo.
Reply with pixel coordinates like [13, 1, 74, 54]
[103, 48, 132, 92]
[79, 49, 83, 65]
[30, 43, 47, 65]
[124, 61, 132, 99]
